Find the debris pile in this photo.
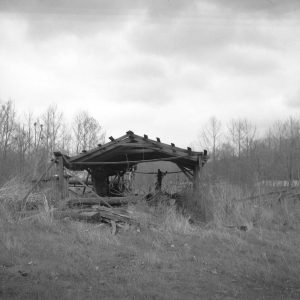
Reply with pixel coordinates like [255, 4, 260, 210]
[54, 196, 141, 232]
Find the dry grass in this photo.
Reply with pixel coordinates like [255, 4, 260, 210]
[0, 179, 300, 299]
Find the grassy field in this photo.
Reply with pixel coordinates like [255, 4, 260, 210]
[0, 181, 300, 299]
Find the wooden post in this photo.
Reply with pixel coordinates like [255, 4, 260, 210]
[193, 155, 200, 193]
[193, 154, 207, 222]
[92, 169, 109, 196]
[58, 156, 66, 200]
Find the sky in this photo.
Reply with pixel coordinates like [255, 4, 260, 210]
[0, 0, 300, 148]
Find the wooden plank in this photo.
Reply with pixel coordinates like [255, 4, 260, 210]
[54, 209, 101, 222]
[67, 196, 139, 207]
[54, 207, 139, 225]
[69, 133, 128, 162]
[71, 155, 189, 166]
[96, 207, 139, 225]
[69, 133, 203, 164]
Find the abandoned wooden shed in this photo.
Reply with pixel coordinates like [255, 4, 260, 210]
[54, 130, 208, 197]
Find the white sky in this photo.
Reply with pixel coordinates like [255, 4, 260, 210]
[0, 0, 300, 147]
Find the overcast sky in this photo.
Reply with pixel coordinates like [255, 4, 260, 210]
[1, 0, 300, 147]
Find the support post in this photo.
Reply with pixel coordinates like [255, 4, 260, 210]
[193, 154, 207, 221]
[193, 155, 200, 193]
[58, 156, 66, 200]
[91, 169, 109, 196]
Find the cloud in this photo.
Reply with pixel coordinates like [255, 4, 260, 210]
[117, 59, 166, 81]
[0, 0, 198, 40]
[214, 44, 281, 77]
[1, 0, 300, 146]
[212, 0, 300, 18]
[0, 0, 196, 16]
[285, 90, 300, 108]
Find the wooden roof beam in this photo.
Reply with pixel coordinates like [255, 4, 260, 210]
[126, 130, 134, 136]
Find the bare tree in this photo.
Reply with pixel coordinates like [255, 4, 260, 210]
[200, 116, 222, 163]
[0, 100, 16, 160]
[60, 123, 72, 155]
[73, 111, 106, 154]
[42, 105, 63, 159]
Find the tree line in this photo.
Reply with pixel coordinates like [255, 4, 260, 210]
[1, 99, 300, 187]
[198, 116, 300, 187]
[0, 100, 105, 184]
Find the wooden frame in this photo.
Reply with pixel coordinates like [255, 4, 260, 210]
[54, 131, 209, 198]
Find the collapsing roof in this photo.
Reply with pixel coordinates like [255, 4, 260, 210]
[55, 130, 208, 177]
[54, 130, 208, 196]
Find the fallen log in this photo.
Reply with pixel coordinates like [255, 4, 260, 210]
[67, 195, 140, 207]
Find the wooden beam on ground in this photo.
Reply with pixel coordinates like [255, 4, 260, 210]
[67, 195, 140, 207]
[54, 207, 139, 226]
[53, 209, 102, 222]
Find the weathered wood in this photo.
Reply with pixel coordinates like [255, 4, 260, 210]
[176, 164, 193, 181]
[66, 170, 113, 208]
[69, 179, 93, 186]
[193, 155, 207, 222]
[59, 132, 209, 178]
[71, 155, 188, 166]
[96, 206, 139, 225]
[58, 156, 67, 200]
[53, 209, 101, 222]
[54, 206, 139, 225]
[92, 169, 109, 196]
[67, 196, 139, 207]
[55, 132, 208, 179]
